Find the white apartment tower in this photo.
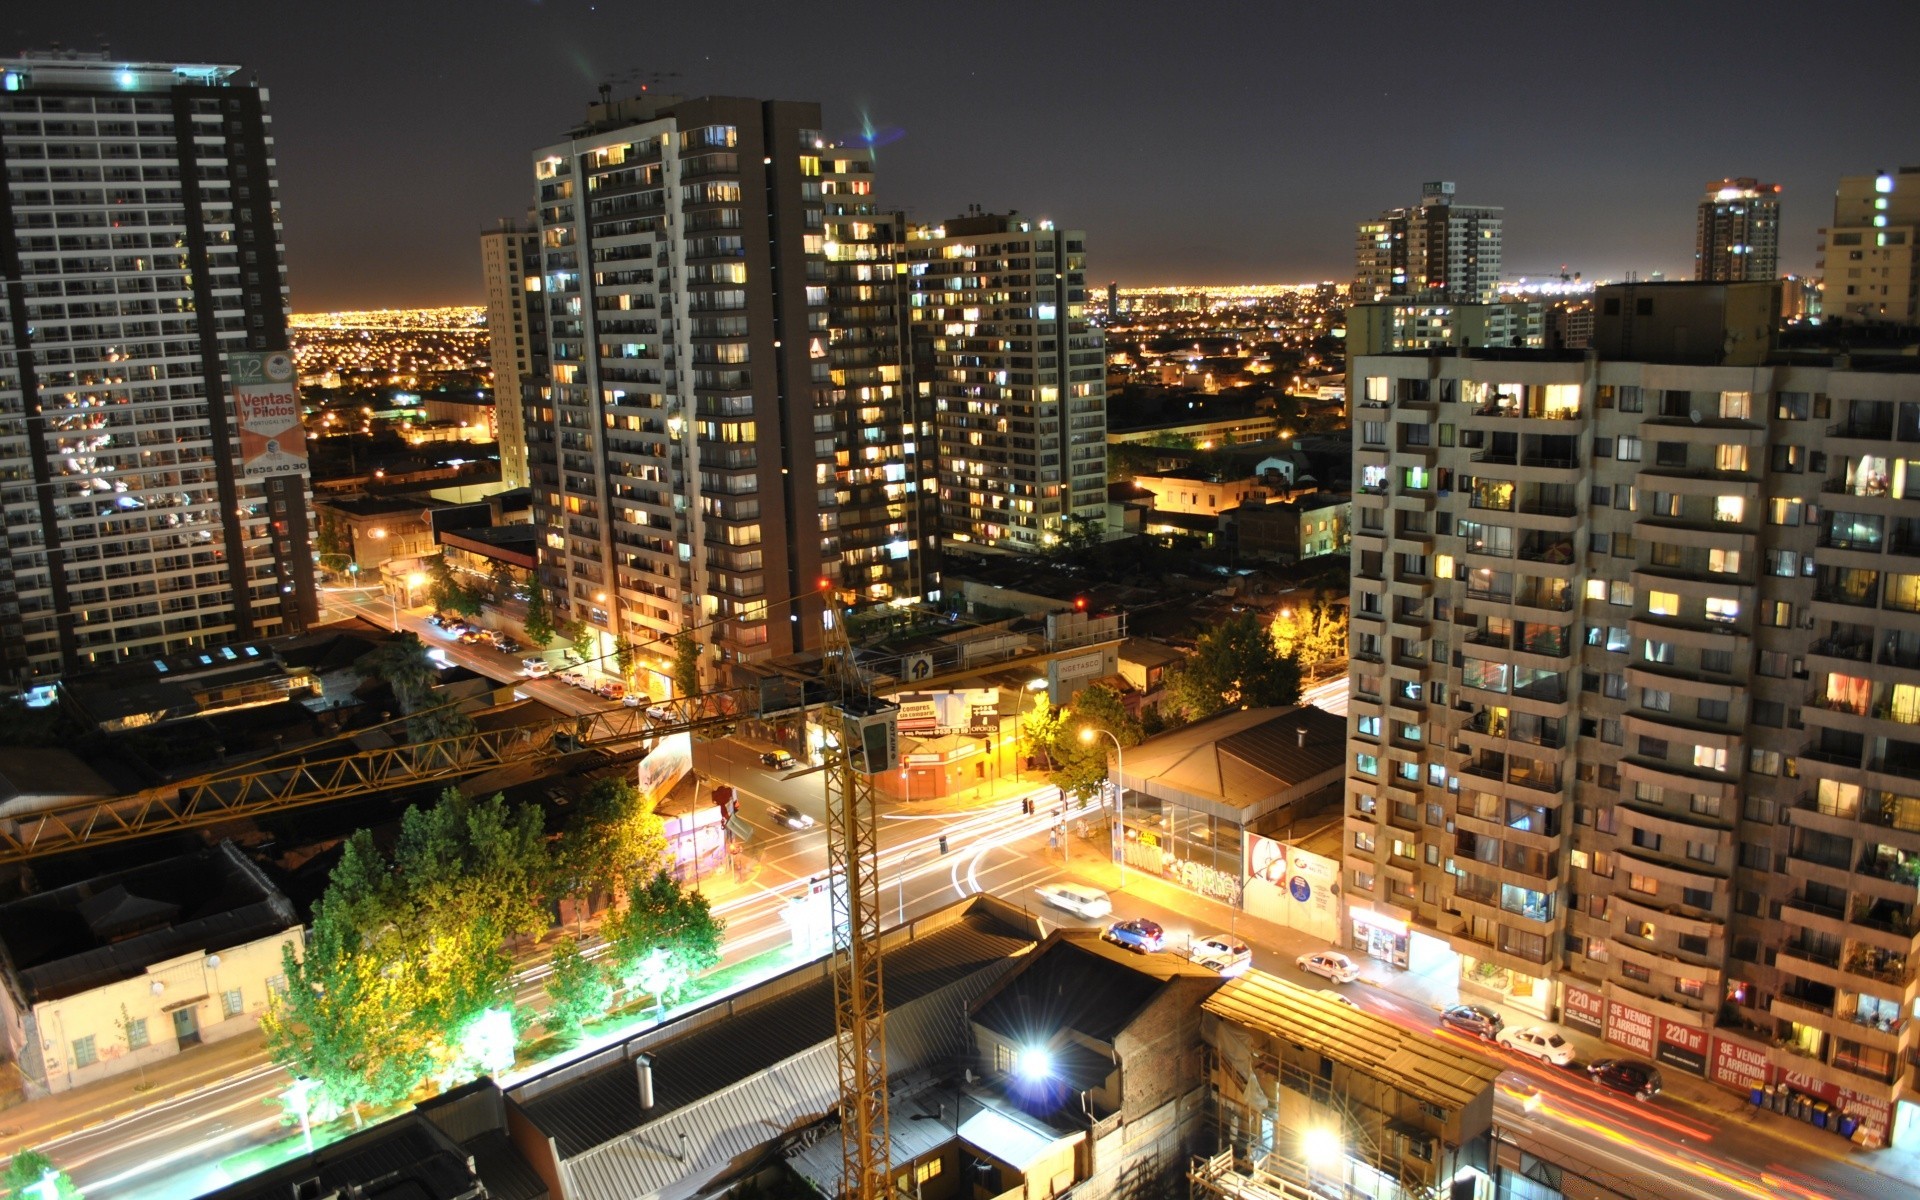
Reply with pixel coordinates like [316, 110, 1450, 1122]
[1356, 182, 1504, 305]
[1821, 167, 1920, 325]
[902, 210, 1107, 551]
[0, 52, 316, 680]
[1345, 281, 1920, 1145]
[525, 95, 925, 691]
[478, 216, 541, 490]
[1695, 178, 1781, 283]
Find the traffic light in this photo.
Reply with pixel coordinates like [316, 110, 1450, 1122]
[1074, 596, 1087, 611]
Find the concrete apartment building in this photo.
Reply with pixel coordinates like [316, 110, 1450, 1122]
[523, 94, 926, 686]
[1695, 178, 1781, 283]
[1821, 166, 1920, 325]
[902, 211, 1108, 552]
[0, 52, 317, 681]
[1343, 279, 1920, 1145]
[1354, 182, 1504, 305]
[478, 216, 542, 489]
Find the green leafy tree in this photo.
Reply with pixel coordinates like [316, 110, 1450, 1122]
[355, 633, 475, 745]
[560, 619, 594, 663]
[314, 515, 351, 579]
[522, 584, 555, 649]
[427, 556, 483, 619]
[1270, 592, 1346, 681]
[613, 637, 637, 684]
[543, 935, 613, 1044]
[671, 631, 700, 698]
[1050, 684, 1142, 805]
[606, 870, 724, 1014]
[2, 1150, 82, 1200]
[1017, 693, 1068, 771]
[1165, 610, 1301, 722]
[554, 777, 668, 916]
[486, 560, 518, 606]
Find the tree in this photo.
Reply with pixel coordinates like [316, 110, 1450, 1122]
[554, 777, 668, 916]
[560, 618, 594, 663]
[1018, 693, 1068, 772]
[613, 637, 637, 684]
[2, 1150, 82, 1200]
[605, 870, 724, 1015]
[523, 584, 555, 649]
[427, 555, 483, 619]
[1270, 592, 1346, 680]
[355, 634, 475, 745]
[1164, 611, 1301, 722]
[1050, 684, 1142, 805]
[315, 515, 351, 579]
[671, 631, 700, 698]
[544, 935, 613, 1044]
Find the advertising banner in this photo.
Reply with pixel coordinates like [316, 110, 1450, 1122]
[1708, 1037, 1774, 1093]
[636, 731, 692, 803]
[1604, 999, 1656, 1057]
[230, 351, 309, 478]
[1656, 1019, 1709, 1075]
[896, 697, 938, 734]
[1561, 984, 1605, 1035]
[1243, 833, 1339, 941]
[969, 704, 999, 736]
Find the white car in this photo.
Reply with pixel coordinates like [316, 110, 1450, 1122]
[1033, 882, 1112, 920]
[1497, 1025, 1576, 1067]
[1190, 934, 1252, 976]
[520, 659, 553, 678]
[1296, 951, 1360, 984]
[1317, 989, 1358, 1009]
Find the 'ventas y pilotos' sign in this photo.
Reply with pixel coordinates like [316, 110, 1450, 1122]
[230, 350, 309, 478]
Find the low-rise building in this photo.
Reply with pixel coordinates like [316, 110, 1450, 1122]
[0, 842, 303, 1095]
[314, 494, 444, 575]
[1231, 493, 1351, 563]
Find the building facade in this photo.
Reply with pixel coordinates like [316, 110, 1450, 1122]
[1695, 178, 1781, 283]
[1821, 166, 1919, 325]
[524, 95, 926, 684]
[1355, 182, 1503, 305]
[903, 211, 1107, 552]
[0, 52, 317, 681]
[1343, 281, 1919, 1145]
[477, 216, 541, 489]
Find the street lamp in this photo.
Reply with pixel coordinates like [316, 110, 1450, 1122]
[1079, 726, 1127, 885]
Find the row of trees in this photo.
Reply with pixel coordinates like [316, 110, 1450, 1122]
[261, 781, 720, 1125]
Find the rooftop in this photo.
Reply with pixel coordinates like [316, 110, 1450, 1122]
[1204, 970, 1503, 1111]
[971, 932, 1220, 1048]
[0, 841, 297, 1004]
[1118, 705, 1346, 820]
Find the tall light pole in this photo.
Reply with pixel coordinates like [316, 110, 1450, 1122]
[1080, 726, 1127, 885]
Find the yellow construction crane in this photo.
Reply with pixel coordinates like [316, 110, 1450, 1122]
[816, 583, 897, 1200]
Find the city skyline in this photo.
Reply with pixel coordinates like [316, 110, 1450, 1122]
[12, 0, 1919, 309]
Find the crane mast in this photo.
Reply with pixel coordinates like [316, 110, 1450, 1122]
[818, 589, 895, 1199]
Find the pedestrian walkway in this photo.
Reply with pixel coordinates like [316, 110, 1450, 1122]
[1048, 852, 1920, 1187]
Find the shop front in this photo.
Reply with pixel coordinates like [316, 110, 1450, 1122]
[1458, 954, 1554, 1020]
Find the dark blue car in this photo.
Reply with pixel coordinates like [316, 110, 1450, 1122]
[1104, 918, 1165, 954]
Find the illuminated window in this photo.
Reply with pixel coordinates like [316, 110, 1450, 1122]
[1648, 590, 1680, 617]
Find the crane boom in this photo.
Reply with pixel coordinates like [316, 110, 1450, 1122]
[818, 592, 894, 1199]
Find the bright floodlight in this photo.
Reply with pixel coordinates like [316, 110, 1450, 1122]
[1015, 1045, 1052, 1081]
[1302, 1127, 1343, 1167]
[1079, 727, 1096, 744]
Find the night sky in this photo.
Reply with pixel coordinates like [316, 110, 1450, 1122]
[13, 2, 1919, 310]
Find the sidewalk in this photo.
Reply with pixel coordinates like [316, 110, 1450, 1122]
[1049, 852, 1920, 1186]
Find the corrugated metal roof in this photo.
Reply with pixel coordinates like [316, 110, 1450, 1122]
[1203, 970, 1502, 1111]
[515, 907, 1033, 1159]
[559, 962, 1011, 1200]
[1118, 705, 1345, 818]
[971, 936, 1192, 1046]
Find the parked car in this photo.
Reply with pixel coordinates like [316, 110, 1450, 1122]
[761, 750, 796, 769]
[1032, 882, 1111, 920]
[457, 629, 489, 645]
[645, 704, 678, 724]
[520, 659, 552, 678]
[1588, 1059, 1662, 1101]
[622, 692, 645, 708]
[597, 681, 625, 701]
[1103, 918, 1165, 954]
[1316, 989, 1358, 1009]
[771, 803, 815, 830]
[1497, 1025, 1577, 1066]
[1439, 1004, 1505, 1040]
[1295, 951, 1359, 984]
[1189, 934, 1252, 976]
[561, 671, 591, 689]
[491, 634, 523, 654]
[428, 614, 452, 629]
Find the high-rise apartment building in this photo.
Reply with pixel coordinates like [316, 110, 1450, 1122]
[1344, 281, 1919, 1144]
[524, 95, 924, 690]
[1695, 177, 1780, 283]
[478, 216, 542, 490]
[1355, 182, 1503, 305]
[1820, 166, 1920, 325]
[0, 52, 315, 681]
[901, 211, 1107, 551]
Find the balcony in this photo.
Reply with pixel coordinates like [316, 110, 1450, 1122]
[1810, 637, 1874, 665]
